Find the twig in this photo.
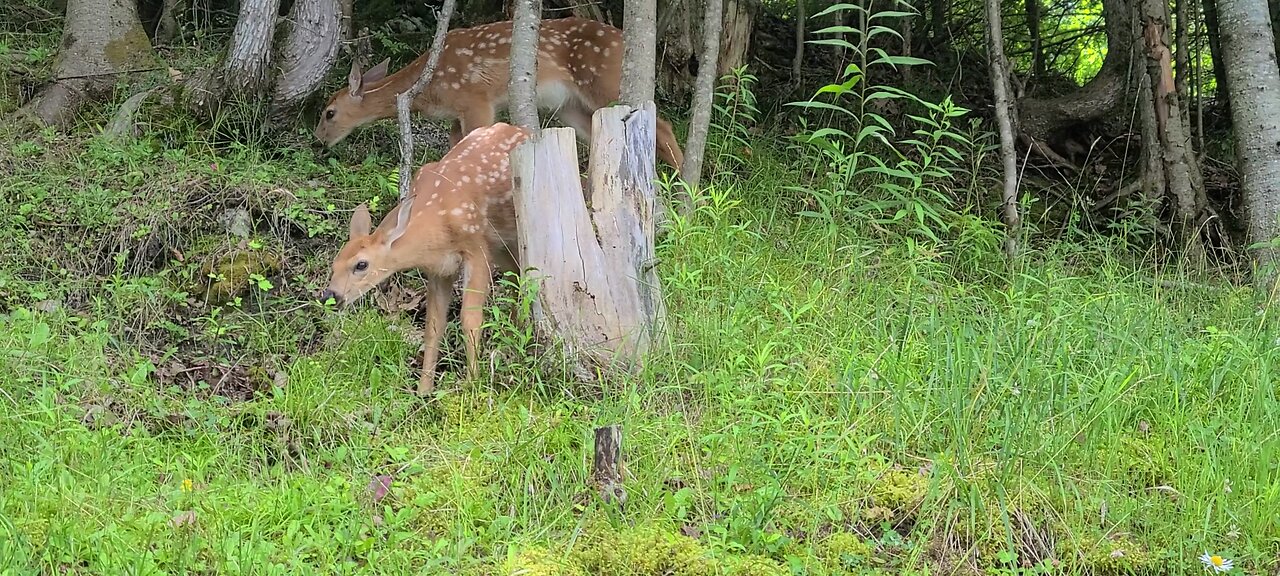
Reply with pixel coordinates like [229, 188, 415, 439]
[53, 67, 167, 81]
[394, 0, 458, 232]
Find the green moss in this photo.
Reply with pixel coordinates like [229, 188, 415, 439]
[1060, 532, 1167, 575]
[726, 554, 788, 576]
[103, 24, 156, 70]
[573, 522, 717, 576]
[197, 247, 281, 305]
[869, 467, 928, 514]
[502, 546, 587, 576]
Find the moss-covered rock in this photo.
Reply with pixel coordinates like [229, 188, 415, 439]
[868, 467, 928, 517]
[197, 246, 281, 305]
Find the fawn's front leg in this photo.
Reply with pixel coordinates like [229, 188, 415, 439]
[459, 253, 494, 382]
[417, 275, 455, 397]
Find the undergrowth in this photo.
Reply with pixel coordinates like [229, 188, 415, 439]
[1, 19, 1278, 576]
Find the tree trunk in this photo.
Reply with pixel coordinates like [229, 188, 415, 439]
[656, 0, 699, 103]
[1174, 0, 1191, 130]
[1139, 0, 1206, 241]
[509, 0, 542, 130]
[225, 0, 283, 96]
[14, 0, 157, 128]
[622, 0, 658, 104]
[340, 0, 355, 42]
[1017, 0, 1133, 142]
[271, 0, 342, 113]
[1025, 0, 1043, 77]
[1218, 0, 1280, 288]
[680, 0, 723, 206]
[792, 0, 805, 82]
[717, 0, 755, 75]
[987, 0, 1021, 257]
[156, 0, 184, 45]
[1202, 0, 1231, 111]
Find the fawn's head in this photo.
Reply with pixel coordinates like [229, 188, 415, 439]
[319, 204, 401, 306]
[314, 59, 392, 148]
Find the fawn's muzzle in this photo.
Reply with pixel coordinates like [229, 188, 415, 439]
[318, 289, 342, 305]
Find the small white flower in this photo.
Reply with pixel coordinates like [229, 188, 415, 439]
[1199, 552, 1233, 573]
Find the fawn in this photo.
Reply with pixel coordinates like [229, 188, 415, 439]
[319, 123, 530, 396]
[312, 17, 685, 170]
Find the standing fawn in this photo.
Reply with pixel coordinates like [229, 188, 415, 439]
[312, 17, 685, 171]
[319, 123, 530, 396]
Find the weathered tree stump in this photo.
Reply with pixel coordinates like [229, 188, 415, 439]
[510, 102, 667, 377]
[592, 424, 627, 510]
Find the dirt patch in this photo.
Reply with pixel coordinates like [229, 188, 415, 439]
[150, 354, 285, 403]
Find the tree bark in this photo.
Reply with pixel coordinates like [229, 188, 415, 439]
[1025, 0, 1043, 77]
[622, 0, 658, 104]
[792, 0, 805, 82]
[987, 0, 1021, 257]
[717, 0, 755, 75]
[156, 0, 184, 45]
[1174, 0, 1191, 130]
[1202, 0, 1231, 112]
[340, 0, 355, 42]
[14, 0, 157, 128]
[1218, 0, 1280, 288]
[1139, 0, 1206, 241]
[224, 0, 283, 96]
[509, 0, 542, 130]
[680, 0, 723, 208]
[271, 0, 342, 113]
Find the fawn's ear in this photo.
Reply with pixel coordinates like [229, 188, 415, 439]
[363, 58, 391, 84]
[347, 61, 365, 98]
[349, 203, 372, 239]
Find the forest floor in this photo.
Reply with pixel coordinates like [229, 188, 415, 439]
[2, 38, 1279, 576]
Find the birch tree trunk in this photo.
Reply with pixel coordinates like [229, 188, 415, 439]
[987, 0, 1021, 257]
[679, 0, 723, 205]
[14, 0, 157, 127]
[622, 0, 658, 103]
[1218, 0, 1280, 289]
[510, 0, 543, 130]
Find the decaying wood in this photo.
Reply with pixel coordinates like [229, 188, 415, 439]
[511, 104, 666, 376]
[592, 424, 627, 509]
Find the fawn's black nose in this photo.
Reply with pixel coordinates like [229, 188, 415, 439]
[319, 289, 340, 304]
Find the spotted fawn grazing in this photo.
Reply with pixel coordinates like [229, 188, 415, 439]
[319, 122, 530, 396]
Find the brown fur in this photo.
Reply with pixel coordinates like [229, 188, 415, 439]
[320, 123, 529, 396]
[312, 17, 685, 170]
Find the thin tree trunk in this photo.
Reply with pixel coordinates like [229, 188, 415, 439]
[1219, 0, 1280, 289]
[509, 0, 542, 130]
[1174, 0, 1191, 129]
[792, 0, 805, 82]
[156, 0, 184, 44]
[680, 0, 723, 207]
[14, 0, 157, 127]
[622, 0, 658, 103]
[395, 0, 458, 204]
[340, 0, 354, 42]
[1139, 0, 1207, 243]
[1026, 0, 1043, 77]
[987, 0, 1021, 257]
[1202, 0, 1231, 111]
[272, 0, 342, 113]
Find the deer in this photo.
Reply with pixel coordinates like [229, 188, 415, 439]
[318, 122, 530, 396]
[312, 17, 685, 171]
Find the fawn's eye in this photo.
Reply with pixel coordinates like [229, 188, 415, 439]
[354, 260, 368, 272]
[325, 109, 336, 120]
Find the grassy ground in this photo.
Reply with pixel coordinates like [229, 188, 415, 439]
[3, 34, 1279, 576]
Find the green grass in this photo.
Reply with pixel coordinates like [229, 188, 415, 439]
[2, 38, 1279, 576]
